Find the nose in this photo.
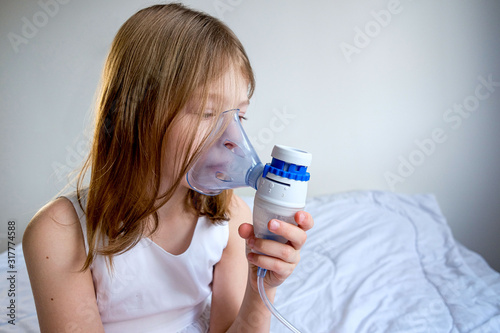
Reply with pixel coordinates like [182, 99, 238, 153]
[224, 140, 236, 150]
[223, 139, 245, 158]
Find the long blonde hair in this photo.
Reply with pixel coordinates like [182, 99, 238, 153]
[77, 3, 255, 269]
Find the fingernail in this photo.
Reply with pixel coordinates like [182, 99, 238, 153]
[298, 212, 305, 223]
[248, 238, 255, 248]
[270, 220, 280, 230]
[247, 253, 254, 261]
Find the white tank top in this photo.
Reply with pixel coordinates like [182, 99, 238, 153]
[64, 189, 229, 333]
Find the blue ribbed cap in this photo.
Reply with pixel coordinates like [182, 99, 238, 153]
[262, 157, 310, 181]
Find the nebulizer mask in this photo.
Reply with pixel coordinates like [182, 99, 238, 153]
[186, 109, 264, 195]
[187, 109, 311, 333]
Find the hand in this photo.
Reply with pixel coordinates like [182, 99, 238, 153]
[238, 211, 314, 293]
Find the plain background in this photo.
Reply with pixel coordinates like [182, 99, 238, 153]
[1, 0, 499, 271]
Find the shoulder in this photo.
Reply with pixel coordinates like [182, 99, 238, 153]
[24, 196, 81, 239]
[22, 197, 103, 331]
[23, 196, 86, 268]
[229, 194, 252, 223]
[222, 194, 251, 249]
[227, 194, 251, 236]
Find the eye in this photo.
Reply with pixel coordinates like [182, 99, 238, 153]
[202, 111, 215, 119]
[239, 115, 248, 122]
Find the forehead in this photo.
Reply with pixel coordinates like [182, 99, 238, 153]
[211, 68, 249, 97]
[192, 68, 250, 108]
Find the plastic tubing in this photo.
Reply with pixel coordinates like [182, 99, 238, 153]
[257, 267, 302, 333]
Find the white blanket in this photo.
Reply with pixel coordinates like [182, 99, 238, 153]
[241, 191, 500, 333]
[1, 191, 499, 332]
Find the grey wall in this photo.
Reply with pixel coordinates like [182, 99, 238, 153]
[1, 0, 499, 271]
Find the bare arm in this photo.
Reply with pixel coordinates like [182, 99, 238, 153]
[23, 197, 104, 333]
[210, 195, 314, 332]
[210, 195, 263, 331]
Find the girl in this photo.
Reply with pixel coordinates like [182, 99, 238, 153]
[23, 3, 314, 332]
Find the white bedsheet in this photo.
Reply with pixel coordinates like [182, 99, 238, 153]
[241, 191, 500, 333]
[1, 191, 499, 332]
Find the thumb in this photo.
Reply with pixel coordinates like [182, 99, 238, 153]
[238, 223, 254, 240]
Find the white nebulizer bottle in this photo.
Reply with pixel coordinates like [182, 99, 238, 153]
[253, 145, 312, 243]
[253, 145, 312, 333]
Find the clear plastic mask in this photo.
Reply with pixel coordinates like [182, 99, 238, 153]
[186, 109, 264, 195]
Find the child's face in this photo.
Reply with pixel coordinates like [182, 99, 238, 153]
[161, 68, 250, 192]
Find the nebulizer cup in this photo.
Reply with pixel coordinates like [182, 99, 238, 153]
[187, 109, 311, 333]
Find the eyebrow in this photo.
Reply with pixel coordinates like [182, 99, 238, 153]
[205, 93, 250, 109]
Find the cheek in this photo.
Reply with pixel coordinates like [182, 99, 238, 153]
[162, 126, 189, 180]
[162, 117, 207, 180]
[189, 121, 214, 157]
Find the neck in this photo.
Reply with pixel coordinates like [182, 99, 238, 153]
[155, 182, 194, 225]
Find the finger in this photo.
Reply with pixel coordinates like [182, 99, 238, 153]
[238, 223, 254, 240]
[268, 219, 307, 250]
[295, 211, 314, 231]
[247, 252, 294, 278]
[248, 237, 299, 264]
